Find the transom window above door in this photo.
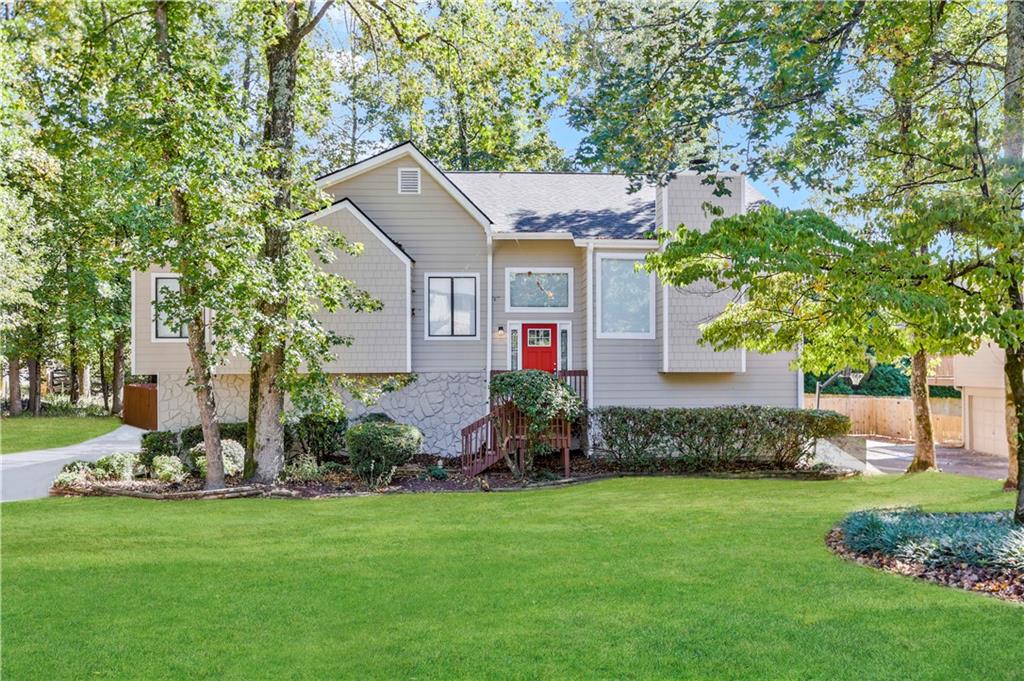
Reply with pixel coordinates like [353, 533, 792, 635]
[505, 267, 573, 312]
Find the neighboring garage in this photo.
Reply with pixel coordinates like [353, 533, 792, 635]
[953, 343, 1011, 458]
[965, 391, 1007, 457]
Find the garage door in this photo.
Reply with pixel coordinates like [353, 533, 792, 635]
[969, 395, 1008, 457]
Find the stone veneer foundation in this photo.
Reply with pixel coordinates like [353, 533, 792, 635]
[155, 371, 488, 457]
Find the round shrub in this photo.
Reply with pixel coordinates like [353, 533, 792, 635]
[293, 413, 348, 463]
[356, 412, 395, 424]
[140, 431, 179, 467]
[93, 452, 139, 481]
[320, 461, 346, 476]
[187, 439, 244, 478]
[152, 455, 187, 483]
[346, 421, 423, 483]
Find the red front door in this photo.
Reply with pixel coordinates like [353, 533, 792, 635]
[522, 323, 557, 372]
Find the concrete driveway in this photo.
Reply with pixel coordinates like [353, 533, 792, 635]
[867, 438, 1010, 481]
[1, 425, 147, 502]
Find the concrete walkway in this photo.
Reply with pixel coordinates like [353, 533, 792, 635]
[1, 425, 146, 502]
[867, 439, 1010, 481]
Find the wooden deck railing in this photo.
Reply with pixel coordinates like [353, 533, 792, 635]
[460, 397, 572, 478]
[461, 370, 586, 477]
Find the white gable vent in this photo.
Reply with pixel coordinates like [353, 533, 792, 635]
[397, 167, 421, 195]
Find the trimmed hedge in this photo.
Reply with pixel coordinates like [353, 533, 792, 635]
[591, 406, 850, 471]
[346, 421, 423, 484]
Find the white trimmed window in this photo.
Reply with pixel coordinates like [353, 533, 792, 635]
[397, 167, 421, 194]
[505, 267, 573, 312]
[425, 273, 479, 339]
[152, 274, 187, 341]
[596, 253, 655, 339]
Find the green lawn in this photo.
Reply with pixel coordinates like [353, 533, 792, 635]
[0, 415, 122, 454]
[2, 475, 1019, 680]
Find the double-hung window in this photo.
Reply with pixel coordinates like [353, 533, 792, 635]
[426, 273, 478, 339]
[153, 274, 188, 341]
[596, 253, 655, 339]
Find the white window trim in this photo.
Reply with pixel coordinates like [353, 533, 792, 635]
[504, 267, 574, 313]
[397, 167, 421, 195]
[423, 272, 481, 341]
[505, 320, 572, 371]
[150, 273, 188, 344]
[595, 252, 656, 340]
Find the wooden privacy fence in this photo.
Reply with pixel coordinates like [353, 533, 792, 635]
[806, 395, 961, 445]
[123, 383, 157, 430]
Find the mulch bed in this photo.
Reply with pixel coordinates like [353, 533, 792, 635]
[826, 526, 1024, 604]
[52, 455, 857, 500]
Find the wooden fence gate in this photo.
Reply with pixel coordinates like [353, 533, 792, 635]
[123, 383, 157, 430]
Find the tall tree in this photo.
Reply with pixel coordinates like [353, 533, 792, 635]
[245, 0, 380, 482]
[571, 0, 1002, 474]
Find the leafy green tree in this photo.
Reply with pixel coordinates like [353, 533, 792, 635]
[243, 0, 381, 482]
[571, 1, 1021, 479]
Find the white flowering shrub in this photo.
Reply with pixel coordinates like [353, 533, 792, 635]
[188, 439, 244, 478]
[152, 455, 187, 483]
[52, 460, 94, 489]
[93, 452, 138, 481]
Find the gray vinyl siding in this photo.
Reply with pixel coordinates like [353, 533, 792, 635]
[315, 206, 409, 373]
[657, 173, 746, 373]
[323, 157, 488, 373]
[665, 284, 742, 372]
[132, 265, 192, 375]
[492, 240, 586, 370]
[589, 245, 798, 409]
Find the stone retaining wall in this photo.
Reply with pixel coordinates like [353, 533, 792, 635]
[156, 371, 488, 457]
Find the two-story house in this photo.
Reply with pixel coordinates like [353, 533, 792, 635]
[131, 142, 800, 455]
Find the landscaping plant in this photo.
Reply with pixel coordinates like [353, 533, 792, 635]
[151, 455, 187, 484]
[187, 439, 244, 479]
[140, 431, 180, 467]
[841, 508, 1024, 571]
[92, 452, 138, 481]
[346, 421, 423, 487]
[592, 406, 850, 471]
[489, 370, 583, 477]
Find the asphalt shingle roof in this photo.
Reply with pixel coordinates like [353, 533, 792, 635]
[447, 172, 657, 239]
[448, 172, 769, 239]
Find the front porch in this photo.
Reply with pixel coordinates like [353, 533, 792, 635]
[460, 369, 588, 477]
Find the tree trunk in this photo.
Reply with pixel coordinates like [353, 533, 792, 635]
[99, 346, 109, 412]
[1004, 0, 1024, 523]
[251, 27, 300, 484]
[153, 0, 225, 489]
[1006, 347, 1024, 524]
[68, 327, 79, 404]
[252, 345, 286, 483]
[1005, 363, 1021, 491]
[249, 1, 333, 482]
[27, 357, 41, 416]
[7, 357, 21, 416]
[186, 308, 225, 489]
[244, 362, 259, 478]
[905, 349, 937, 472]
[111, 331, 125, 415]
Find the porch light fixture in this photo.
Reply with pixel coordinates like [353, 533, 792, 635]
[496, 325, 506, 338]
